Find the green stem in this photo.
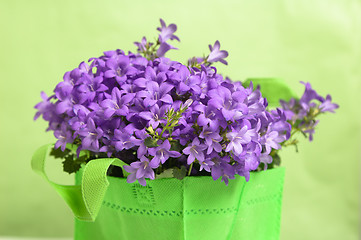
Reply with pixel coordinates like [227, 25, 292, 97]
[187, 162, 194, 176]
[160, 122, 170, 137]
[289, 128, 300, 138]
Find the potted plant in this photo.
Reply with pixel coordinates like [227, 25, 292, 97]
[32, 19, 338, 240]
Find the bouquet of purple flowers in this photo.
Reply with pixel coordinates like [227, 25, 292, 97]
[34, 19, 338, 187]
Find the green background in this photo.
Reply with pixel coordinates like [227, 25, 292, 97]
[1, 0, 360, 239]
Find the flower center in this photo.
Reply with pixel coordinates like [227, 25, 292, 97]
[191, 146, 198, 154]
[203, 130, 211, 136]
[159, 149, 165, 159]
[116, 68, 122, 76]
[143, 161, 148, 169]
[114, 101, 120, 109]
[206, 112, 215, 118]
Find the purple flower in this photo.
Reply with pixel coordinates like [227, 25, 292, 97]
[157, 42, 177, 58]
[113, 128, 142, 151]
[100, 88, 134, 118]
[134, 129, 150, 159]
[157, 19, 180, 43]
[207, 41, 228, 65]
[34, 20, 338, 186]
[299, 81, 324, 105]
[194, 104, 220, 127]
[261, 130, 283, 154]
[137, 81, 173, 107]
[172, 124, 195, 146]
[200, 153, 217, 172]
[54, 124, 73, 151]
[242, 144, 261, 171]
[279, 82, 338, 142]
[302, 120, 319, 141]
[182, 138, 207, 164]
[226, 124, 258, 155]
[148, 140, 181, 167]
[260, 153, 273, 170]
[279, 98, 296, 120]
[77, 118, 103, 152]
[208, 86, 248, 121]
[319, 95, 339, 113]
[54, 72, 75, 101]
[199, 123, 223, 154]
[211, 156, 235, 185]
[139, 104, 168, 128]
[134, 37, 153, 53]
[68, 105, 90, 131]
[246, 87, 266, 115]
[104, 55, 137, 84]
[76, 74, 108, 102]
[123, 156, 156, 186]
[176, 71, 202, 95]
[34, 92, 55, 121]
[199, 158, 215, 172]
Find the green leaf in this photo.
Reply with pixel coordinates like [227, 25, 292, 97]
[50, 147, 71, 159]
[62, 154, 82, 174]
[272, 154, 281, 166]
[173, 166, 187, 180]
[243, 78, 297, 108]
[170, 141, 182, 152]
[155, 168, 174, 179]
[76, 154, 89, 164]
[144, 137, 159, 148]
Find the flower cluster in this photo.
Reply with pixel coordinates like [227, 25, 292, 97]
[280, 82, 339, 141]
[34, 19, 337, 186]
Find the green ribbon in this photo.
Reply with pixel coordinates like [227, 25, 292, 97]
[31, 144, 128, 222]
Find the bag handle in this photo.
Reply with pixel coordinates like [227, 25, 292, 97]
[31, 144, 128, 222]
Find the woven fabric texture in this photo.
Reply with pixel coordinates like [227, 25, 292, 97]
[75, 167, 285, 240]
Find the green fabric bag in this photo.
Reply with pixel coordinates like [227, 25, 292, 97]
[32, 144, 285, 240]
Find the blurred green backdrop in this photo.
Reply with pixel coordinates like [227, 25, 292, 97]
[1, 0, 360, 239]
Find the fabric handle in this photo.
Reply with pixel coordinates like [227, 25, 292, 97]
[31, 144, 128, 222]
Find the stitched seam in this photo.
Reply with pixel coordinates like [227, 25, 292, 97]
[226, 179, 247, 240]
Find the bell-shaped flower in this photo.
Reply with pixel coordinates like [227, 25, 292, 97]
[113, 128, 142, 151]
[157, 18, 180, 43]
[206, 41, 229, 65]
[76, 74, 108, 102]
[199, 122, 223, 154]
[208, 86, 248, 122]
[134, 37, 153, 53]
[123, 156, 156, 186]
[225, 123, 257, 155]
[34, 92, 55, 121]
[261, 129, 283, 154]
[319, 95, 339, 113]
[77, 118, 104, 152]
[100, 88, 134, 119]
[139, 104, 168, 128]
[299, 81, 324, 106]
[104, 55, 137, 84]
[182, 138, 207, 164]
[54, 124, 74, 151]
[137, 81, 173, 107]
[148, 140, 181, 168]
[211, 156, 235, 185]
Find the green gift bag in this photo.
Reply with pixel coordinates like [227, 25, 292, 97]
[32, 144, 285, 240]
